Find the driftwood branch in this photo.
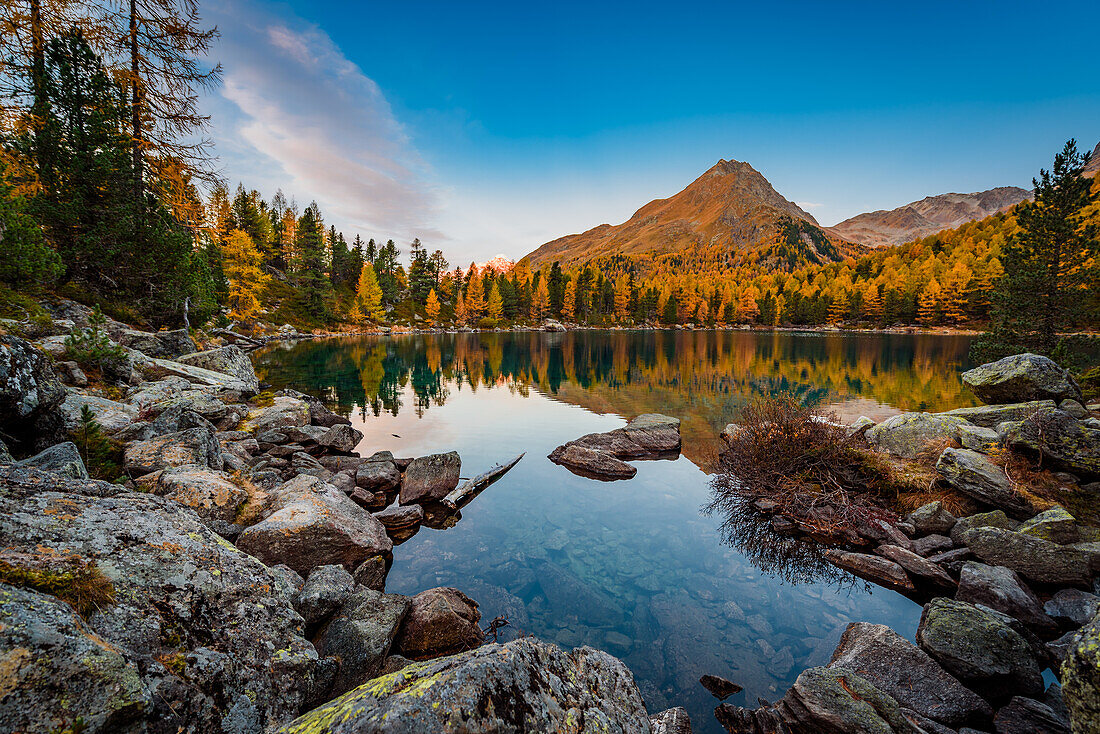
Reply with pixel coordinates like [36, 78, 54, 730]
[211, 327, 262, 346]
[441, 453, 525, 511]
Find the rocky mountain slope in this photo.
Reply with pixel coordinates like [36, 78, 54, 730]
[828, 186, 1033, 248]
[525, 159, 852, 270]
[1084, 141, 1100, 178]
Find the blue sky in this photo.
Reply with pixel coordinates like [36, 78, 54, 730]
[204, 0, 1100, 264]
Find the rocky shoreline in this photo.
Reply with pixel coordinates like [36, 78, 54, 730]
[2, 301, 1099, 734]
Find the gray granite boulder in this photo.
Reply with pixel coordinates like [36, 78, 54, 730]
[828, 622, 992, 726]
[992, 696, 1070, 734]
[60, 392, 138, 434]
[1003, 407, 1100, 478]
[781, 666, 925, 734]
[355, 458, 401, 493]
[822, 549, 914, 593]
[962, 526, 1094, 586]
[275, 638, 652, 734]
[315, 587, 411, 697]
[916, 598, 1043, 700]
[317, 424, 363, 454]
[548, 413, 681, 480]
[956, 562, 1056, 633]
[1062, 609, 1100, 732]
[1044, 589, 1100, 628]
[14, 441, 88, 479]
[176, 345, 260, 393]
[936, 447, 1034, 518]
[154, 464, 249, 524]
[962, 354, 1083, 405]
[241, 396, 312, 434]
[951, 510, 1019, 545]
[123, 425, 223, 475]
[866, 412, 968, 459]
[907, 500, 958, 536]
[650, 706, 693, 734]
[235, 474, 392, 575]
[0, 335, 66, 451]
[295, 565, 356, 626]
[1019, 506, 1081, 544]
[942, 400, 1058, 428]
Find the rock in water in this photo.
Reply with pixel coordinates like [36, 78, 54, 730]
[548, 413, 681, 480]
[782, 666, 925, 734]
[14, 441, 88, 479]
[0, 470, 318, 733]
[916, 597, 1043, 701]
[650, 707, 693, 734]
[822, 549, 915, 593]
[315, 587, 411, 696]
[827, 622, 992, 727]
[176, 345, 260, 393]
[962, 353, 1084, 405]
[700, 673, 743, 700]
[394, 586, 484, 660]
[275, 638, 652, 734]
[0, 335, 66, 451]
[936, 447, 1034, 518]
[399, 451, 461, 504]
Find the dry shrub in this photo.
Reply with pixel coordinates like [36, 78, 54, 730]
[709, 394, 908, 542]
[894, 486, 980, 517]
[233, 472, 269, 526]
[0, 552, 115, 617]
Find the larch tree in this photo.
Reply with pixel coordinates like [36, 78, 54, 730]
[487, 281, 503, 321]
[532, 278, 550, 320]
[614, 278, 629, 320]
[861, 282, 883, 321]
[454, 290, 467, 325]
[737, 287, 759, 323]
[562, 279, 576, 320]
[917, 277, 941, 325]
[425, 288, 440, 324]
[356, 262, 383, 321]
[464, 264, 485, 319]
[222, 228, 266, 320]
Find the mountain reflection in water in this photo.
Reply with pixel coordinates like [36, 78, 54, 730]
[253, 329, 976, 734]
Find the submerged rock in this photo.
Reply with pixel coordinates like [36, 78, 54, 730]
[828, 622, 992, 727]
[962, 353, 1083, 405]
[700, 673, 743, 700]
[275, 638, 652, 734]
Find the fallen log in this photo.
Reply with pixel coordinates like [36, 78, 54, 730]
[441, 453, 524, 511]
[211, 328, 262, 346]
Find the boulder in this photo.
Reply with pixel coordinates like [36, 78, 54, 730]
[1044, 589, 1100, 628]
[962, 354, 1083, 405]
[137, 353, 254, 395]
[700, 673, 743, 700]
[942, 400, 1058, 428]
[117, 328, 197, 358]
[781, 666, 924, 734]
[822, 549, 914, 593]
[123, 425, 223, 476]
[154, 464, 249, 523]
[1003, 408, 1100, 478]
[399, 451, 461, 504]
[828, 622, 992, 726]
[315, 588, 411, 696]
[0, 335, 66, 451]
[275, 638, 652, 734]
[394, 586, 484, 660]
[1062, 609, 1100, 732]
[620, 413, 683, 453]
[353, 555, 389, 592]
[295, 564, 355, 626]
[548, 414, 681, 480]
[912, 534, 954, 557]
[355, 458, 401, 493]
[235, 474, 392, 576]
[275, 388, 352, 428]
[951, 510, 1019, 545]
[907, 501, 958, 536]
[936, 447, 1034, 518]
[317, 424, 363, 454]
[1019, 506, 1081, 544]
[241, 396, 312, 434]
[962, 526, 1094, 586]
[176, 345, 260, 393]
[875, 544, 956, 588]
[0, 476, 318, 733]
[956, 423, 1002, 452]
[14, 441, 88, 479]
[865, 412, 968, 459]
[650, 706, 693, 734]
[373, 503, 424, 530]
[992, 696, 1071, 734]
[60, 391, 138, 434]
[956, 562, 1056, 633]
[916, 598, 1043, 700]
[547, 443, 637, 480]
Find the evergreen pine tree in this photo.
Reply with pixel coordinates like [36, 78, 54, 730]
[295, 203, 332, 320]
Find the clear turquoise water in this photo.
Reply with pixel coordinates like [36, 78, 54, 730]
[254, 329, 977, 732]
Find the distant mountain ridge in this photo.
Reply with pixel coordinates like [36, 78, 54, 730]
[1084, 141, 1100, 178]
[525, 159, 850, 270]
[827, 186, 1032, 248]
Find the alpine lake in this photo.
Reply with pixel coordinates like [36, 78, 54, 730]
[252, 328, 978, 732]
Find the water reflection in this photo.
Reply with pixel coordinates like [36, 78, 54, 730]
[252, 330, 975, 734]
[254, 329, 977, 472]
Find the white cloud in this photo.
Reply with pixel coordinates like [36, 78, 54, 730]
[796, 201, 824, 209]
[204, 0, 442, 243]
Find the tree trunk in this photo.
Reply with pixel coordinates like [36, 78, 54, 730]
[129, 0, 143, 228]
[30, 0, 45, 170]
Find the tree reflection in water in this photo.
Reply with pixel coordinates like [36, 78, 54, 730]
[253, 329, 976, 470]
